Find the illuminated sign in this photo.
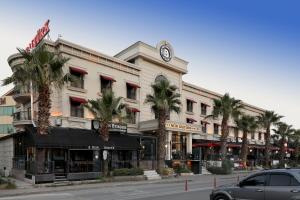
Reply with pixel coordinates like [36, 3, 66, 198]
[25, 20, 50, 52]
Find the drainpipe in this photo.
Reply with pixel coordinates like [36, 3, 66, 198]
[30, 81, 36, 127]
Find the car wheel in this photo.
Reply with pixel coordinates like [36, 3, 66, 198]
[214, 194, 229, 200]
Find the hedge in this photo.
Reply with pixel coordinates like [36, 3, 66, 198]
[113, 168, 144, 176]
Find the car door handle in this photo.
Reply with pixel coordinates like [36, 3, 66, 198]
[256, 189, 263, 192]
[291, 190, 300, 193]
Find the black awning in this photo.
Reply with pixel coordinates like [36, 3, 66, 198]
[22, 127, 139, 150]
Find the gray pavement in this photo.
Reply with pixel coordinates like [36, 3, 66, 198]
[0, 172, 256, 200]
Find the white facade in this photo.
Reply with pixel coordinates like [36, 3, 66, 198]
[8, 39, 266, 159]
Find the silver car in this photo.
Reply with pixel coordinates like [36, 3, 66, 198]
[210, 169, 300, 200]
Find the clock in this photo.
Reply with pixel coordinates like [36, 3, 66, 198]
[160, 45, 172, 62]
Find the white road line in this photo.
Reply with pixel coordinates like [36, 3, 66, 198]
[0, 193, 73, 200]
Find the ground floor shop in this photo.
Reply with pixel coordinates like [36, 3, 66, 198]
[11, 127, 157, 183]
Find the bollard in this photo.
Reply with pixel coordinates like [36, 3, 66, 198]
[237, 175, 240, 183]
[213, 176, 217, 188]
[185, 179, 188, 191]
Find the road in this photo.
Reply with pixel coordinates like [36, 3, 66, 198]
[0, 175, 241, 200]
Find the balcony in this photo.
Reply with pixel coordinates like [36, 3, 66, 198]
[13, 89, 31, 103]
[13, 111, 33, 126]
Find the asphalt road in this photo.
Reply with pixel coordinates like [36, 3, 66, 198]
[0, 176, 240, 200]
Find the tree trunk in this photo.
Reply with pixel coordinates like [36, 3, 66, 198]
[220, 118, 229, 160]
[99, 123, 109, 176]
[295, 141, 299, 164]
[279, 139, 286, 168]
[157, 112, 167, 173]
[264, 127, 271, 168]
[37, 85, 51, 135]
[240, 131, 248, 167]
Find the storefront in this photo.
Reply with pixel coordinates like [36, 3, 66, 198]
[11, 126, 146, 183]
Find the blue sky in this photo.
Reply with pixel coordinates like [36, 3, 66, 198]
[0, 0, 299, 128]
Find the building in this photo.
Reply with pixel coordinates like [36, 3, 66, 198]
[5, 39, 269, 182]
[0, 89, 15, 137]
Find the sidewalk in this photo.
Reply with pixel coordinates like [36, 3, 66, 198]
[0, 170, 256, 198]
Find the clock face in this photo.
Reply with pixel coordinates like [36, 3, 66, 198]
[160, 45, 172, 62]
[92, 120, 100, 130]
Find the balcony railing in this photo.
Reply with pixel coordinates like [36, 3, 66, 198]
[13, 111, 32, 121]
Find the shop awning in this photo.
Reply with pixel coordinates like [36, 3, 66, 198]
[69, 67, 88, 75]
[70, 96, 87, 104]
[129, 108, 140, 112]
[100, 75, 116, 82]
[21, 127, 140, 150]
[127, 82, 140, 88]
[187, 117, 197, 122]
[201, 103, 211, 107]
[187, 98, 197, 103]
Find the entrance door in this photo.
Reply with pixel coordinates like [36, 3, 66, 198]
[52, 149, 67, 175]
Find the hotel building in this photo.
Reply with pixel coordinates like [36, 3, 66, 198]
[2, 39, 267, 182]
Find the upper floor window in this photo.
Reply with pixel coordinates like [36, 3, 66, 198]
[234, 127, 239, 138]
[213, 123, 219, 135]
[201, 103, 208, 115]
[126, 108, 140, 124]
[0, 124, 14, 134]
[0, 106, 15, 116]
[186, 99, 195, 113]
[251, 132, 255, 140]
[201, 121, 209, 133]
[258, 132, 262, 140]
[126, 82, 140, 100]
[100, 75, 115, 93]
[70, 97, 87, 118]
[69, 67, 87, 89]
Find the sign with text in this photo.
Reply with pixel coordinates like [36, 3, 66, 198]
[91, 120, 127, 133]
[26, 20, 50, 52]
[165, 121, 201, 133]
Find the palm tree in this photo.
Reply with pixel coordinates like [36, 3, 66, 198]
[292, 129, 300, 164]
[210, 93, 243, 159]
[85, 89, 126, 175]
[257, 111, 283, 168]
[235, 115, 258, 166]
[272, 122, 294, 167]
[144, 79, 181, 172]
[2, 45, 71, 134]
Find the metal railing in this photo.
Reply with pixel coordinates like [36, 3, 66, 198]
[26, 161, 54, 175]
[12, 157, 25, 169]
[13, 111, 31, 121]
[69, 161, 100, 173]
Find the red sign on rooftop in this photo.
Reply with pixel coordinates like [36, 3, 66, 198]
[25, 20, 50, 52]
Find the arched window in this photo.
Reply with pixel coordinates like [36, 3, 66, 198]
[155, 75, 167, 83]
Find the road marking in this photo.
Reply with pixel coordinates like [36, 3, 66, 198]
[0, 193, 73, 200]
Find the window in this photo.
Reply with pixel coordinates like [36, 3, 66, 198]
[201, 103, 207, 115]
[126, 109, 137, 124]
[214, 123, 219, 135]
[242, 174, 266, 186]
[269, 174, 298, 186]
[70, 71, 84, 89]
[0, 124, 14, 134]
[251, 132, 255, 140]
[234, 128, 239, 138]
[201, 121, 208, 133]
[258, 132, 262, 140]
[0, 106, 15, 116]
[70, 100, 84, 118]
[100, 76, 115, 93]
[126, 83, 138, 100]
[186, 100, 193, 112]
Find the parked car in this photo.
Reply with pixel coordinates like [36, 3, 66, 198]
[210, 169, 300, 200]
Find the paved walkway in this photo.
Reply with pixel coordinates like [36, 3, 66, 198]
[0, 170, 255, 198]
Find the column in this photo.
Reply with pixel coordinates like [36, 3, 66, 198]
[165, 131, 172, 160]
[186, 133, 193, 154]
